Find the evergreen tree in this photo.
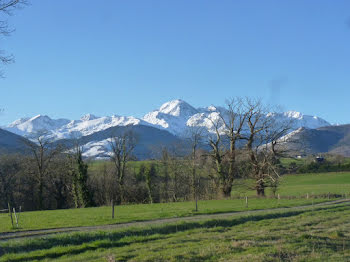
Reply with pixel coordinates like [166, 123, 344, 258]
[76, 149, 92, 207]
[70, 147, 92, 208]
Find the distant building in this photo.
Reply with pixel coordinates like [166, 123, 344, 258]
[315, 156, 325, 163]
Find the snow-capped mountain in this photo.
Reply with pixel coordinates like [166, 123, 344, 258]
[6, 114, 148, 140]
[143, 99, 200, 136]
[6, 115, 70, 137]
[270, 111, 331, 130]
[2, 99, 333, 159]
[143, 100, 331, 136]
[52, 115, 147, 140]
[4, 99, 331, 141]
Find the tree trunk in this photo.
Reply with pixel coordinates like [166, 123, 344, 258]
[222, 182, 232, 198]
[256, 180, 265, 197]
[38, 178, 44, 210]
[111, 199, 115, 219]
[119, 180, 125, 204]
[146, 180, 153, 204]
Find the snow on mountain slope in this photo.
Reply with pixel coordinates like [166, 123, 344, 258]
[5, 99, 331, 141]
[6, 115, 70, 137]
[143, 101, 331, 136]
[52, 115, 146, 139]
[271, 111, 331, 130]
[143, 99, 199, 135]
[5, 114, 148, 139]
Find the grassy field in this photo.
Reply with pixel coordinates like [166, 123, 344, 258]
[1, 202, 350, 261]
[1, 172, 350, 234]
[280, 157, 306, 167]
[232, 171, 350, 197]
[278, 172, 350, 196]
[0, 198, 327, 233]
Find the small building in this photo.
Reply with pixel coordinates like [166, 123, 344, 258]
[315, 156, 325, 163]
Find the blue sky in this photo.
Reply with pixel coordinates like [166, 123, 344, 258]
[1, 0, 350, 125]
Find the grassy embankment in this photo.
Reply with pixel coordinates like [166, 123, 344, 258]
[1, 202, 350, 261]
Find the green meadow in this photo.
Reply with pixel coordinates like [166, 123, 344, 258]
[233, 171, 350, 197]
[0, 198, 329, 234]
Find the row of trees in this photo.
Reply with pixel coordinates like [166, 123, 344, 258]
[0, 144, 217, 211]
[0, 98, 292, 211]
[0, 139, 94, 211]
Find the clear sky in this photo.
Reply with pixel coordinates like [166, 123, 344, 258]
[1, 0, 350, 125]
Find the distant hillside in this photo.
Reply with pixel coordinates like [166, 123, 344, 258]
[54, 125, 185, 160]
[0, 128, 31, 154]
[290, 124, 350, 156]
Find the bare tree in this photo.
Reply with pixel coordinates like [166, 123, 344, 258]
[0, 0, 27, 77]
[207, 98, 247, 198]
[159, 144, 184, 203]
[186, 126, 204, 210]
[208, 117, 228, 197]
[23, 133, 62, 209]
[243, 98, 292, 197]
[221, 98, 248, 196]
[109, 130, 136, 206]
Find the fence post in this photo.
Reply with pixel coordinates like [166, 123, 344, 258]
[307, 193, 309, 199]
[13, 208, 18, 228]
[8, 203, 13, 227]
[111, 199, 115, 219]
[245, 196, 248, 208]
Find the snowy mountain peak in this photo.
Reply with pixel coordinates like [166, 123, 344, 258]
[284, 111, 303, 119]
[6, 115, 70, 136]
[29, 114, 52, 123]
[80, 114, 99, 121]
[207, 106, 218, 112]
[159, 99, 198, 117]
[142, 99, 200, 134]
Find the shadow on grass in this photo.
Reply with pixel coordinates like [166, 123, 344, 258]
[1, 205, 348, 262]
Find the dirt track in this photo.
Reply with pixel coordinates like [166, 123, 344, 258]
[1, 199, 349, 242]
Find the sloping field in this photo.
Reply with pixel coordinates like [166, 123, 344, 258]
[1, 201, 350, 261]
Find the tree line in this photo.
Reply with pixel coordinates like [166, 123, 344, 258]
[0, 98, 293, 211]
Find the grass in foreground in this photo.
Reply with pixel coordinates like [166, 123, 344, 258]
[2, 203, 350, 261]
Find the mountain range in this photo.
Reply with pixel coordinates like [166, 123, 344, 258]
[0, 99, 338, 159]
[4, 99, 331, 138]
